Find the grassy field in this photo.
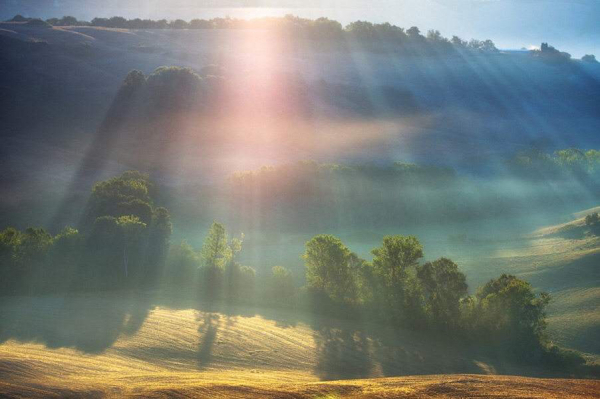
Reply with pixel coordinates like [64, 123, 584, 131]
[1, 296, 599, 398]
[0, 211, 598, 397]
[452, 209, 600, 359]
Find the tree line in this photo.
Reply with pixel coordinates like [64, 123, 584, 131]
[0, 171, 171, 294]
[0, 170, 588, 370]
[508, 147, 600, 180]
[8, 14, 499, 54]
[168, 221, 584, 369]
[10, 14, 599, 61]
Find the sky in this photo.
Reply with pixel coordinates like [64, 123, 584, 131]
[2, 0, 598, 57]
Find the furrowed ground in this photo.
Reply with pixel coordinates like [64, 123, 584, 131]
[0, 294, 599, 398]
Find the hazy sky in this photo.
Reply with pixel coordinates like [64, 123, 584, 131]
[2, 0, 598, 57]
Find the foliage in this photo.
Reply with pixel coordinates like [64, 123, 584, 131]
[531, 42, 571, 63]
[581, 54, 598, 63]
[0, 170, 583, 370]
[417, 257, 468, 331]
[263, 266, 297, 307]
[45, 16, 85, 26]
[166, 241, 200, 288]
[585, 212, 599, 226]
[371, 235, 425, 325]
[24, 19, 52, 28]
[304, 235, 358, 304]
[198, 222, 254, 302]
[509, 147, 600, 179]
[0, 171, 171, 293]
[34, 14, 499, 54]
[585, 212, 600, 236]
[473, 274, 551, 357]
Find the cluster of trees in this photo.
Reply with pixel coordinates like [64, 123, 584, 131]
[10, 14, 599, 62]
[166, 222, 297, 307]
[509, 148, 600, 179]
[165, 222, 566, 363]
[301, 234, 552, 357]
[0, 171, 587, 368]
[531, 42, 572, 63]
[8, 14, 498, 54]
[0, 172, 171, 294]
[585, 212, 600, 235]
[225, 161, 461, 231]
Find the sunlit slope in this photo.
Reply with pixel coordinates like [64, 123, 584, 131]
[1, 374, 599, 399]
[455, 208, 600, 357]
[0, 296, 599, 398]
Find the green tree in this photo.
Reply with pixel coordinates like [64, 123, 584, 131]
[303, 235, 357, 304]
[417, 257, 468, 330]
[371, 235, 424, 325]
[167, 241, 200, 288]
[199, 222, 229, 300]
[85, 171, 153, 228]
[265, 266, 297, 307]
[475, 274, 551, 355]
[224, 233, 254, 303]
[585, 212, 599, 226]
[116, 215, 147, 279]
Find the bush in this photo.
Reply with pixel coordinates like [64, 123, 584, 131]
[25, 19, 52, 28]
[541, 345, 586, 370]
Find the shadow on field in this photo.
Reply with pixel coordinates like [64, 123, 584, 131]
[196, 312, 220, 368]
[0, 293, 153, 353]
[312, 322, 373, 380]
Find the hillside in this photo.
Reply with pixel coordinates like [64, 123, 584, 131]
[1, 22, 600, 230]
[0, 294, 599, 398]
[445, 207, 600, 359]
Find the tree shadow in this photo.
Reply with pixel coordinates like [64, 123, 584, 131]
[0, 292, 153, 354]
[196, 312, 220, 369]
[312, 322, 374, 380]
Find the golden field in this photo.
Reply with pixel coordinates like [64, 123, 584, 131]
[1, 295, 599, 398]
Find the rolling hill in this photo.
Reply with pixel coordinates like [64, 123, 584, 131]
[0, 294, 599, 398]
[446, 207, 600, 360]
[1, 22, 600, 230]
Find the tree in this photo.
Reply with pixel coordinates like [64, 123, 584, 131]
[304, 234, 357, 304]
[167, 241, 199, 288]
[200, 222, 229, 270]
[451, 35, 467, 48]
[116, 215, 146, 279]
[417, 257, 468, 330]
[122, 70, 146, 92]
[224, 233, 252, 302]
[585, 212, 599, 226]
[85, 171, 153, 229]
[475, 274, 551, 356]
[58, 16, 78, 26]
[265, 266, 296, 306]
[585, 212, 600, 235]
[406, 26, 422, 39]
[582, 54, 598, 63]
[372, 235, 422, 289]
[371, 235, 424, 325]
[426, 30, 444, 42]
[169, 19, 189, 29]
[199, 222, 229, 300]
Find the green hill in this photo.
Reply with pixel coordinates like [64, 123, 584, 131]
[450, 207, 600, 360]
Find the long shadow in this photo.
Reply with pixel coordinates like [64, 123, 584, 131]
[196, 312, 220, 369]
[312, 320, 374, 380]
[47, 77, 146, 232]
[0, 292, 153, 354]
